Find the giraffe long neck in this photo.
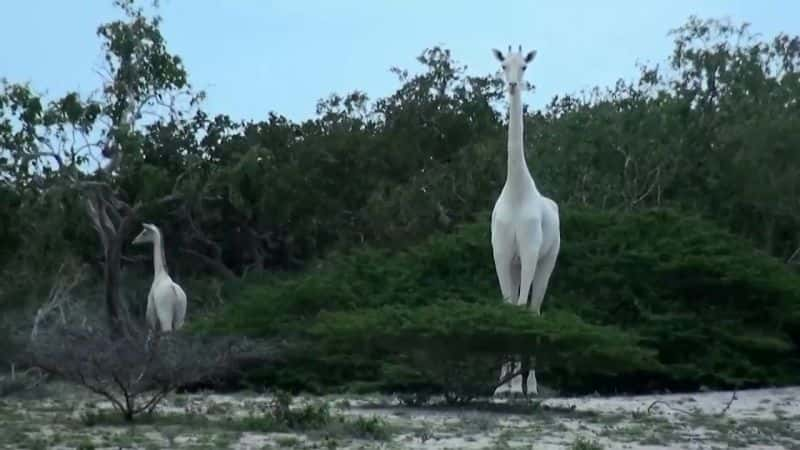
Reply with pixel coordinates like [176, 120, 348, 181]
[506, 88, 537, 194]
[152, 231, 167, 277]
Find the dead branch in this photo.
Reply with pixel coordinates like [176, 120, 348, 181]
[717, 391, 738, 416]
[787, 247, 800, 265]
[491, 359, 531, 392]
[646, 399, 694, 416]
[631, 166, 662, 207]
[645, 390, 738, 418]
[30, 262, 88, 341]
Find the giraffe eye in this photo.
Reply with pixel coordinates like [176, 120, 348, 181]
[522, 65, 527, 71]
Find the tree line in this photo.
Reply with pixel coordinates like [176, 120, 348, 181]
[1, 2, 798, 324]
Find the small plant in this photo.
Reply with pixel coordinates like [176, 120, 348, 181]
[397, 391, 432, 407]
[350, 416, 391, 440]
[232, 390, 332, 432]
[269, 390, 331, 430]
[80, 410, 101, 427]
[571, 436, 604, 450]
[205, 401, 230, 415]
[231, 391, 392, 441]
[274, 436, 301, 447]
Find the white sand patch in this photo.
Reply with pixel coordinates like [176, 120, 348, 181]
[234, 431, 310, 449]
[542, 386, 800, 421]
[313, 386, 800, 449]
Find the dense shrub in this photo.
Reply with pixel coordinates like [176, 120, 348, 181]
[551, 208, 800, 392]
[308, 303, 657, 401]
[199, 207, 800, 395]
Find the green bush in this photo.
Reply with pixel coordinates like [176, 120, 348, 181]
[309, 303, 657, 401]
[550, 208, 800, 392]
[198, 207, 800, 395]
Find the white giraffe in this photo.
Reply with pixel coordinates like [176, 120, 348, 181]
[132, 223, 187, 332]
[490, 45, 561, 397]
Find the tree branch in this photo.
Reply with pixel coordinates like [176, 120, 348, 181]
[787, 246, 800, 265]
[179, 248, 236, 281]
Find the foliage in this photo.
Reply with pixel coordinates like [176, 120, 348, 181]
[551, 208, 800, 392]
[1, 4, 799, 400]
[309, 303, 657, 401]
[3, 13, 799, 286]
[200, 207, 800, 394]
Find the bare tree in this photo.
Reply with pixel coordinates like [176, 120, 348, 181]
[20, 303, 279, 421]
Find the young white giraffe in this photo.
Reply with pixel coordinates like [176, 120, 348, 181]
[490, 45, 561, 397]
[132, 223, 187, 333]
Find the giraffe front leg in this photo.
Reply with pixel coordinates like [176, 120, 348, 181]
[492, 237, 519, 304]
[517, 221, 543, 396]
[519, 356, 539, 397]
[516, 221, 543, 308]
[525, 357, 538, 396]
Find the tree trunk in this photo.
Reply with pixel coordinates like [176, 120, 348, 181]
[86, 188, 180, 337]
[86, 191, 126, 337]
[104, 241, 124, 336]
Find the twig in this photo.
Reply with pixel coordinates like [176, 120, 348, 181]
[646, 399, 693, 416]
[645, 390, 738, 418]
[787, 247, 800, 265]
[717, 391, 737, 416]
[31, 263, 86, 341]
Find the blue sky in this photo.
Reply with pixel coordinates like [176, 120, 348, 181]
[2, 1, 799, 123]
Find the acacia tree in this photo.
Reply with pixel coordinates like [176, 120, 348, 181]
[0, 0, 201, 332]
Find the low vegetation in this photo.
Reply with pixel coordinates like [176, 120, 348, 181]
[198, 207, 800, 396]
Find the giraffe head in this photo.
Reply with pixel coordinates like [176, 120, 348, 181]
[132, 223, 160, 245]
[492, 45, 536, 95]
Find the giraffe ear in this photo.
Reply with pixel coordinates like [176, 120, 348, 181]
[524, 50, 537, 63]
[492, 48, 505, 62]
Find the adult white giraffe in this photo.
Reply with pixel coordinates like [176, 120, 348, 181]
[490, 45, 561, 397]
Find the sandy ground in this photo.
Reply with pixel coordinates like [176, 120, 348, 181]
[0, 383, 798, 449]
